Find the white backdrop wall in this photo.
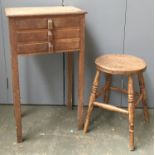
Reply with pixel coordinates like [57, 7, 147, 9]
[0, 0, 7, 103]
[0, 0, 153, 107]
[0, 0, 64, 105]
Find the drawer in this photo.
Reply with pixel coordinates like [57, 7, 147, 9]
[54, 38, 80, 52]
[15, 18, 48, 30]
[15, 16, 80, 30]
[53, 16, 80, 28]
[17, 42, 53, 54]
[54, 28, 80, 39]
[16, 28, 80, 42]
[16, 30, 49, 43]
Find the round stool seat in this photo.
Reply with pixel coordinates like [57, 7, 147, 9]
[95, 54, 147, 75]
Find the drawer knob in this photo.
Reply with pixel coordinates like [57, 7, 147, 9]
[48, 31, 53, 41]
[48, 42, 53, 52]
[48, 19, 53, 30]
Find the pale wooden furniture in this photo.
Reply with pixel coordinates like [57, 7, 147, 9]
[84, 54, 149, 151]
[5, 6, 86, 143]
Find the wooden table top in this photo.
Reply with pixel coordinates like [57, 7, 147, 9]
[5, 6, 86, 17]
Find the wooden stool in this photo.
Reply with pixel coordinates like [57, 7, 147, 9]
[84, 54, 149, 151]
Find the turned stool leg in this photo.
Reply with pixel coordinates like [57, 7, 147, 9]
[138, 72, 149, 122]
[103, 73, 112, 103]
[84, 70, 100, 133]
[128, 75, 135, 151]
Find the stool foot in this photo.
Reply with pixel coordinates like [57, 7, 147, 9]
[138, 72, 149, 122]
[84, 105, 94, 133]
[17, 137, 23, 143]
[128, 75, 135, 151]
[143, 107, 149, 122]
[84, 70, 100, 133]
[129, 145, 135, 151]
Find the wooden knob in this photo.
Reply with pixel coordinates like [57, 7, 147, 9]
[48, 30, 53, 41]
[48, 42, 53, 52]
[48, 19, 53, 30]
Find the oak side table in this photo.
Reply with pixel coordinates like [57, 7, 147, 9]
[5, 6, 86, 142]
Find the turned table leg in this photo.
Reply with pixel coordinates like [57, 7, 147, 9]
[84, 70, 100, 133]
[138, 72, 149, 122]
[103, 73, 112, 103]
[128, 75, 135, 150]
[67, 53, 73, 110]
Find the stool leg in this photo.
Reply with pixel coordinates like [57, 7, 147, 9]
[128, 75, 135, 151]
[138, 72, 149, 122]
[103, 74, 112, 103]
[84, 70, 100, 133]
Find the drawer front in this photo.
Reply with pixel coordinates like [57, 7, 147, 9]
[16, 28, 80, 42]
[54, 28, 80, 39]
[15, 18, 48, 30]
[16, 30, 49, 43]
[15, 16, 80, 30]
[17, 42, 53, 54]
[54, 38, 80, 52]
[53, 16, 80, 28]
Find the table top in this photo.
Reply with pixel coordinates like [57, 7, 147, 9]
[5, 6, 86, 17]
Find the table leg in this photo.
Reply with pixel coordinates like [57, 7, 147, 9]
[12, 54, 22, 143]
[9, 19, 22, 143]
[78, 50, 84, 129]
[67, 53, 73, 110]
[77, 15, 85, 129]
